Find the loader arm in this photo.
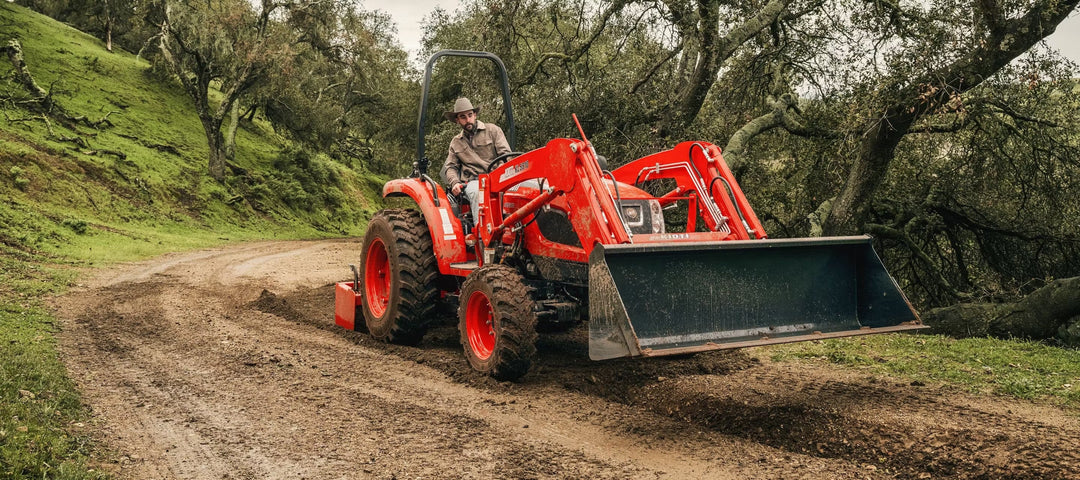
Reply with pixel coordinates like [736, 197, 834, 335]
[476, 139, 770, 257]
[611, 141, 766, 240]
[476, 138, 632, 258]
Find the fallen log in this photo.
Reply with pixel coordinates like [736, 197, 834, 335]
[924, 276, 1080, 344]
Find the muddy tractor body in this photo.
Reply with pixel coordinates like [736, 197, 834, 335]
[335, 50, 924, 380]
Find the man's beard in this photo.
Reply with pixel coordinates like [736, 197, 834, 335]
[463, 122, 476, 134]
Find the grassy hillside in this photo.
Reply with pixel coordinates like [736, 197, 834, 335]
[0, 4, 385, 258]
[0, 4, 384, 477]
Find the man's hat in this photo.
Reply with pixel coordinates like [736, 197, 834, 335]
[444, 97, 480, 122]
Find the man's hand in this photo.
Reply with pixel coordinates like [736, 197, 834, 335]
[451, 182, 464, 195]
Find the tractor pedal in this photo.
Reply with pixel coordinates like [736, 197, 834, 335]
[450, 261, 478, 271]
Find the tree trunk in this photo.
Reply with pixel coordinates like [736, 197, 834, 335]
[923, 276, 1080, 342]
[104, 0, 113, 52]
[821, 109, 913, 235]
[224, 101, 239, 160]
[202, 117, 227, 181]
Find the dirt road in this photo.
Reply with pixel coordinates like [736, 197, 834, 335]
[52, 239, 1080, 479]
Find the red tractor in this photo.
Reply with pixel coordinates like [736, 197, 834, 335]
[335, 50, 923, 380]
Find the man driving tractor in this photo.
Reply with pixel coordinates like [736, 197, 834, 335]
[440, 97, 512, 219]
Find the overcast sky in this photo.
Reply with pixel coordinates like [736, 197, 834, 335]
[366, 0, 1080, 66]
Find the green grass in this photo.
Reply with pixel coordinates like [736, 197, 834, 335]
[768, 333, 1080, 407]
[0, 236, 105, 478]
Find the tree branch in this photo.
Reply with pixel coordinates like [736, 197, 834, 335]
[974, 0, 1005, 36]
[822, 0, 1080, 235]
[629, 44, 682, 95]
[864, 222, 966, 300]
[520, 0, 631, 88]
[907, 114, 970, 134]
[723, 93, 843, 168]
[1, 40, 52, 110]
[987, 99, 1062, 128]
[657, 0, 796, 134]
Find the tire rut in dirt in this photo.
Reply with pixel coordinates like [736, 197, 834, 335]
[73, 281, 207, 360]
[360, 208, 441, 345]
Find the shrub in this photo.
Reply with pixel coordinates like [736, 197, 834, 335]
[61, 218, 89, 235]
[10, 167, 29, 191]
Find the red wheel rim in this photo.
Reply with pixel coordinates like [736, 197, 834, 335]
[465, 290, 495, 360]
[364, 238, 391, 317]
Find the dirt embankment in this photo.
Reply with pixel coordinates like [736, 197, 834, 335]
[52, 240, 1080, 479]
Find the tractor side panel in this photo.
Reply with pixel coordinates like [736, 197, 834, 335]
[383, 179, 469, 272]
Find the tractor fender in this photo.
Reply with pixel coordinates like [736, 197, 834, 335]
[382, 178, 469, 273]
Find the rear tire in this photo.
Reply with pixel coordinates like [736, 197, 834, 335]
[360, 209, 440, 345]
[458, 265, 538, 381]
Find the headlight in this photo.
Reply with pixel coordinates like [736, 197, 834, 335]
[621, 205, 643, 227]
[649, 200, 664, 233]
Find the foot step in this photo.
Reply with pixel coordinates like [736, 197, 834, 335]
[450, 261, 478, 271]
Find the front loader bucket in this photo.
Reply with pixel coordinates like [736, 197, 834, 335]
[588, 235, 924, 360]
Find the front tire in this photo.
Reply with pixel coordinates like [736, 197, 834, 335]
[360, 209, 440, 345]
[458, 265, 538, 381]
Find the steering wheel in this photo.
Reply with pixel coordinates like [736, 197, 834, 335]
[486, 152, 523, 173]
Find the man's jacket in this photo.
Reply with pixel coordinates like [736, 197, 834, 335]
[441, 121, 511, 186]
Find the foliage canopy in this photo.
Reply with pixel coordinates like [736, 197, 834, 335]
[11, 0, 1080, 335]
